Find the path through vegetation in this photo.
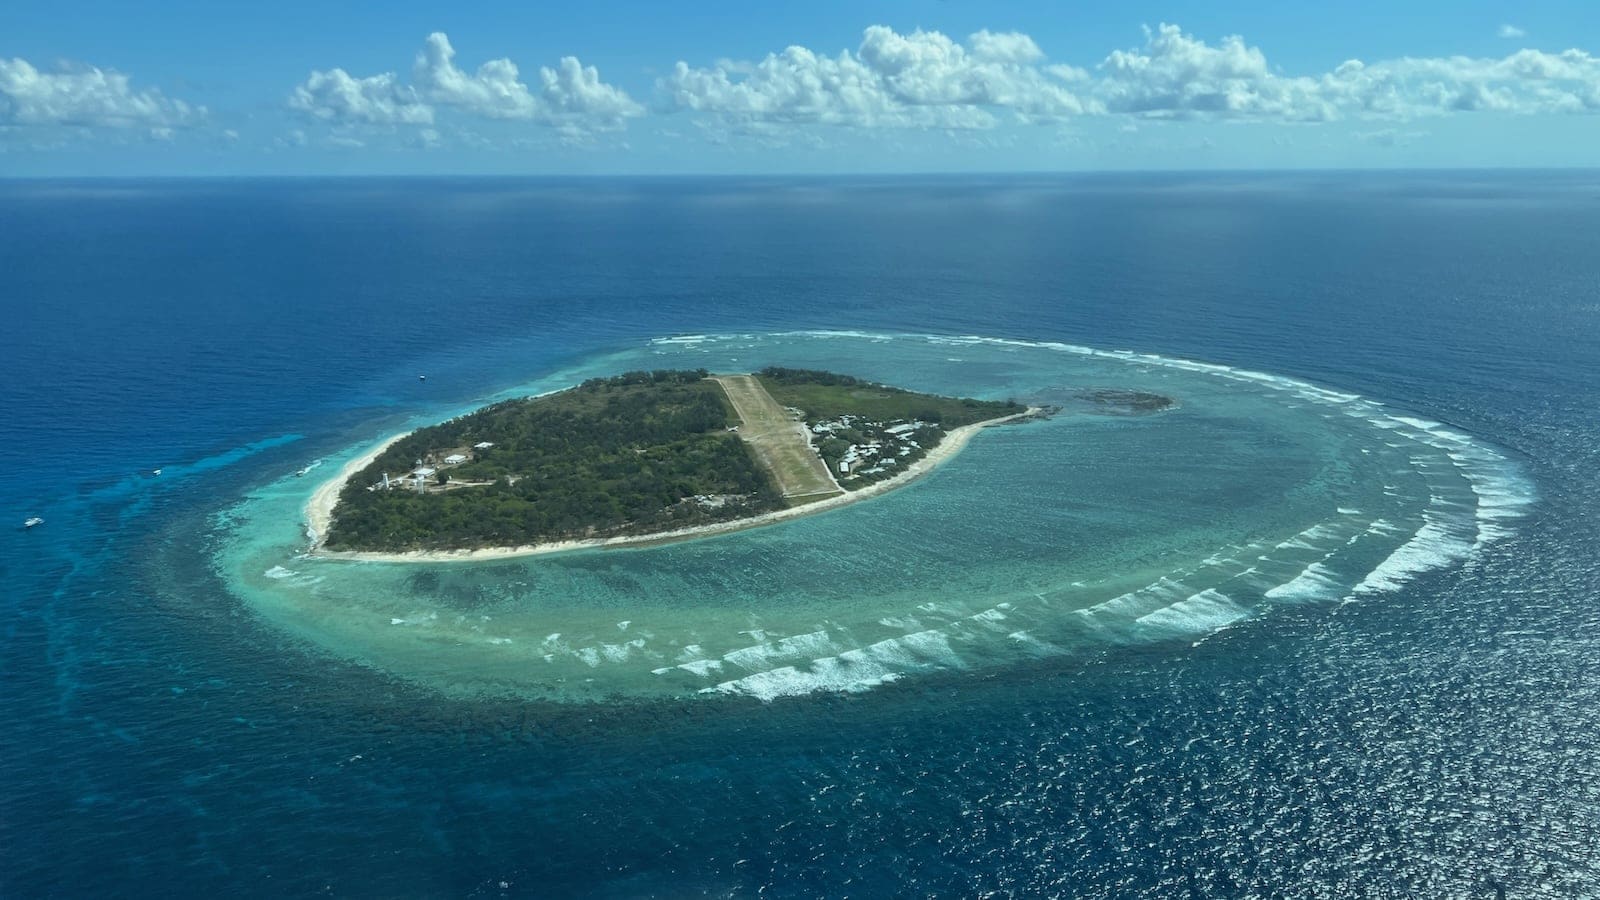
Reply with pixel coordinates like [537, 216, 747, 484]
[712, 375, 843, 503]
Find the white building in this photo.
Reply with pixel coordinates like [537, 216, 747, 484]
[443, 454, 468, 465]
[413, 466, 437, 478]
[474, 441, 494, 450]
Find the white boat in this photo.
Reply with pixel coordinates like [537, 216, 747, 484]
[295, 467, 310, 477]
[152, 468, 163, 476]
[24, 517, 43, 528]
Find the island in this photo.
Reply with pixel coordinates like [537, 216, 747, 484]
[307, 368, 1039, 560]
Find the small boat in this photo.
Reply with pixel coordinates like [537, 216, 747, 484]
[294, 467, 310, 477]
[418, 374, 427, 382]
[24, 517, 43, 529]
[152, 468, 163, 476]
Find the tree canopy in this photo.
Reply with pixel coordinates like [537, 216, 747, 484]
[321, 368, 1024, 552]
[323, 370, 780, 552]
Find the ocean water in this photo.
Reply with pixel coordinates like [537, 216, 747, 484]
[2, 173, 1598, 896]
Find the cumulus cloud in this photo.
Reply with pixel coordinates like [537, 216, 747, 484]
[660, 25, 1094, 130]
[535, 55, 645, 124]
[290, 33, 641, 135]
[1105, 26, 1600, 120]
[1498, 25, 1527, 40]
[662, 22, 1600, 138]
[1098, 24, 1336, 121]
[968, 30, 1046, 65]
[413, 32, 642, 127]
[0, 56, 201, 128]
[288, 69, 432, 125]
[411, 32, 534, 119]
[1321, 48, 1600, 117]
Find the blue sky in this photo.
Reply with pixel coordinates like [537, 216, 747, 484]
[3, 0, 1599, 174]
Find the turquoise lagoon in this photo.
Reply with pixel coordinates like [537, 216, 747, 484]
[214, 333, 1531, 702]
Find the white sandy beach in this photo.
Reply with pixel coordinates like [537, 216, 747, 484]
[305, 408, 1041, 563]
[303, 431, 409, 545]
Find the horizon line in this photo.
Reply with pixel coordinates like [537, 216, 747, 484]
[4, 165, 1600, 181]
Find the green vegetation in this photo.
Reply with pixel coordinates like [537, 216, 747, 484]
[321, 367, 1028, 553]
[756, 368, 1022, 427]
[711, 374, 843, 502]
[757, 368, 1025, 490]
[323, 370, 781, 552]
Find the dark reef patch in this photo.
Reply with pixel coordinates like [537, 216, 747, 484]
[1031, 387, 1176, 417]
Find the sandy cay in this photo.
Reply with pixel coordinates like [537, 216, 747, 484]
[304, 408, 1040, 564]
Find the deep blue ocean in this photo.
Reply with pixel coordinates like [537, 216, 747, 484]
[2, 173, 1598, 897]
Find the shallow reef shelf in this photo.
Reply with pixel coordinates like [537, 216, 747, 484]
[213, 332, 1532, 703]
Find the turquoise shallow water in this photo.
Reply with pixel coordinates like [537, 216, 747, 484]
[213, 332, 1531, 702]
[8, 175, 1598, 895]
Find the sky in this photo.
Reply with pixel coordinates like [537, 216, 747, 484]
[3, 0, 1599, 175]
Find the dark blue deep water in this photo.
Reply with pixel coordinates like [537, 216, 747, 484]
[2, 173, 1598, 896]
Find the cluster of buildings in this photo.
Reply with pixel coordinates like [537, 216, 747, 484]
[813, 417, 932, 479]
[808, 413, 863, 437]
[690, 493, 743, 509]
[368, 441, 495, 493]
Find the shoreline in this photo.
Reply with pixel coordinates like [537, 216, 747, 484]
[303, 431, 410, 547]
[304, 407, 1042, 564]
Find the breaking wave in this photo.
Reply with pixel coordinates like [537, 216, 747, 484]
[222, 332, 1533, 703]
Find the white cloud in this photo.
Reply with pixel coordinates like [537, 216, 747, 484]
[1499, 25, 1527, 40]
[1098, 26, 1600, 121]
[0, 56, 201, 128]
[291, 33, 640, 135]
[1097, 25, 1337, 121]
[413, 32, 536, 119]
[1093, 24, 1600, 121]
[535, 55, 645, 125]
[288, 69, 431, 125]
[661, 25, 1093, 131]
[663, 22, 1600, 141]
[968, 30, 1046, 65]
[1322, 49, 1600, 117]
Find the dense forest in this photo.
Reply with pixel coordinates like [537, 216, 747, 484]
[321, 368, 1025, 552]
[756, 368, 1023, 427]
[757, 367, 1026, 490]
[323, 371, 782, 552]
